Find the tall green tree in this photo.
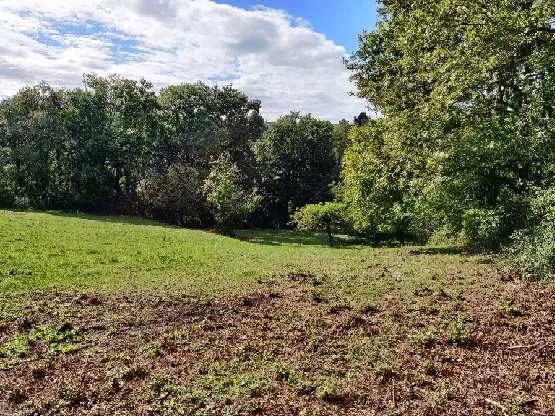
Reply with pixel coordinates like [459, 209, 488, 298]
[203, 152, 261, 235]
[83, 74, 159, 203]
[252, 112, 338, 226]
[157, 82, 264, 171]
[343, 0, 555, 245]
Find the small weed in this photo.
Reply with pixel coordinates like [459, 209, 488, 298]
[83, 348, 99, 362]
[448, 316, 473, 346]
[0, 359, 20, 370]
[311, 289, 324, 303]
[149, 373, 179, 397]
[105, 324, 119, 336]
[277, 368, 315, 395]
[413, 329, 437, 349]
[507, 396, 532, 416]
[147, 329, 187, 356]
[1, 333, 30, 357]
[199, 368, 268, 398]
[29, 323, 84, 355]
[278, 368, 300, 385]
[423, 360, 437, 376]
[501, 297, 525, 318]
[428, 381, 450, 410]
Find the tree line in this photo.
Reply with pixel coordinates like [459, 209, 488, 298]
[0, 75, 349, 234]
[311, 0, 555, 277]
[4, 0, 554, 278]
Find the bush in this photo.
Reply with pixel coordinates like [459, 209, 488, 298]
[291, 202, 349, 246]
[460, 209, 502, 252]
[203, 153, 261, 236]
[143, 163, 206, 227]
[0, 164, 15, 208]
[501, 189, 555, 279]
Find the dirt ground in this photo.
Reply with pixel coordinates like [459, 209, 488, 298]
[1, 270, 554, 416]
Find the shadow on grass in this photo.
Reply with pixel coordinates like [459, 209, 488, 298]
[235, 229, 371, 248]
[29, 210, 181, 229]
[408, 247, 467, 256]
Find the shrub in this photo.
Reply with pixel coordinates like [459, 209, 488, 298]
[503, 222, 555, 279]
[291, 202, 349, 246]
[502, 188, 555, 279]
[143, 163, 206, 227]
[203, 153, 261, 236]
[460, 209, 502, 252]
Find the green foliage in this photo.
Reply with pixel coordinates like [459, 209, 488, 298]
[203, 153, 261, 235]
[144, 163, 206, 226]
[501, 188, 555, 278]
[252, 112, 338, 226]
[413, 329, 437, 350]
[337, 121, 415, 242]
[332, 119, 352, 163]
[448, 317, 473, 346]
[0, 334, 30, 358]
[30, 323, 83, 355]
[340, 0, 555, 275]
[0, 77, 265, 224]
[291, 202, 348, 246]
[461, 209, 502, 252]
[504, 221, 555, 280]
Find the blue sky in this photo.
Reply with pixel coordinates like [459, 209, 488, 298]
[0, 0, 377, 121]
[224, 1, 378, 53]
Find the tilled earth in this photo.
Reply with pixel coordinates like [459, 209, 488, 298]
[1, 269, 554, 415]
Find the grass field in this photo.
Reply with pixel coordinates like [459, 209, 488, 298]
[1, 211, 554, 415]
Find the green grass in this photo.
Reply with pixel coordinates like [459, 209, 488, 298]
[0, 210, 479, 299]
[2, 210, 554, 415]
[0, 210, 349, 294]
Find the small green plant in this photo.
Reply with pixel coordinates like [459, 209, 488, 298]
[507, 396, 529, 416]
[0, 334, 30, 358]
[423, 360, 437, 376]
[277, 367, 314, 395]
[448, 316, 473, 346]
[311, 288, 324, 303]
[413, 329, 437, 349]
[83, 348, 99, 362]
[501, 297, 525, 317]
[105, 324, 119, 336]
[0, 359, 20, 370]
[29, 323, 83, 355]
[428, 381, 450, 409]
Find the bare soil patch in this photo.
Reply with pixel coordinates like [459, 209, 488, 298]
[1, 274, 554, 415]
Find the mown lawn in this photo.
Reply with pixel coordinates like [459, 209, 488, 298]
[0, 211, 554, 415]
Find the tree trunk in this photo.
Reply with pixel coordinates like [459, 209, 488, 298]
[326, 219, 333, 247]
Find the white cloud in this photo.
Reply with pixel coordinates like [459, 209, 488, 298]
[0, 0, 367, 121]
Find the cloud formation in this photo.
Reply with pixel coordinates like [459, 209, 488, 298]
[0, 0, 367, 121]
